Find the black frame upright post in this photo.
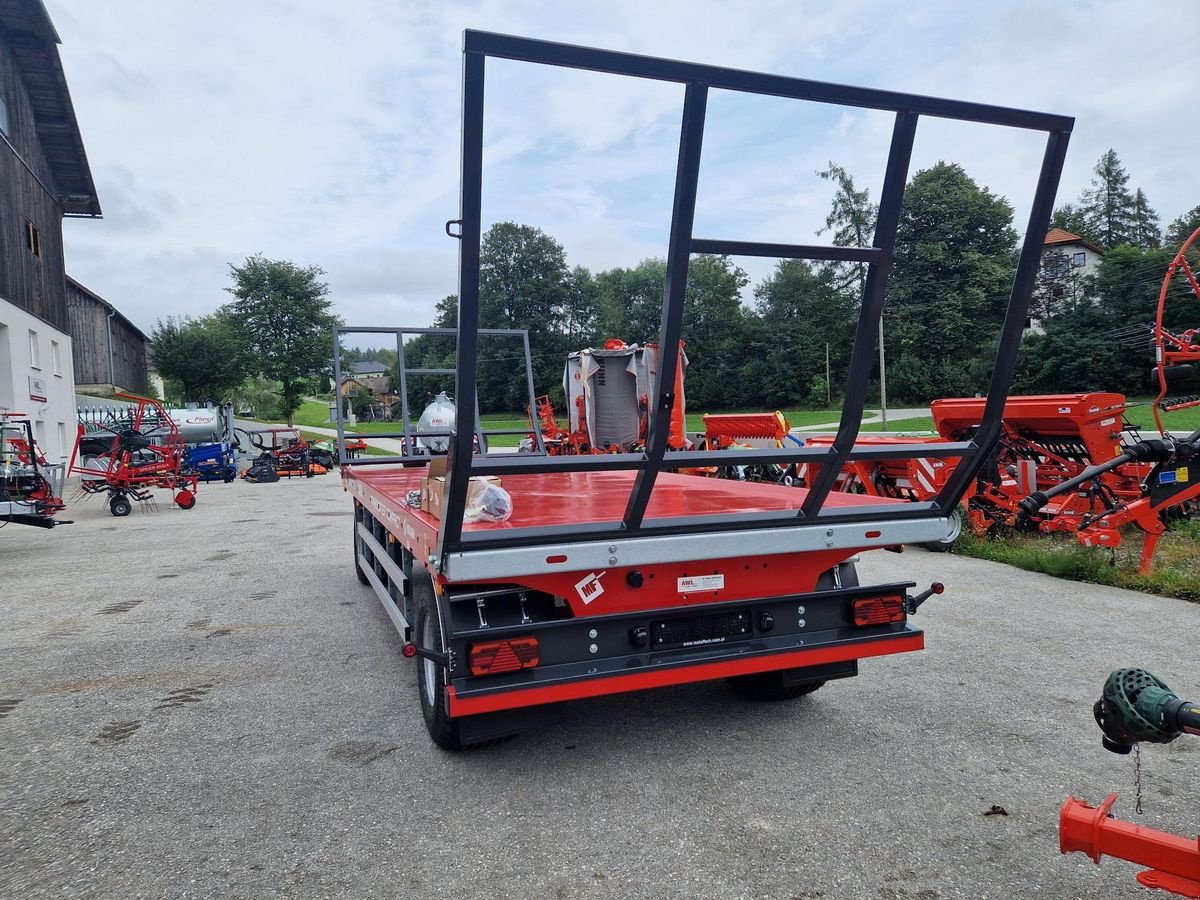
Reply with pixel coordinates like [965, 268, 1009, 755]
[624, 82, 708, 530]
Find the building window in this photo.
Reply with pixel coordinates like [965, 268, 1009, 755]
[57, 422, 67, 459]
[51, 340, 61, 376]
[28, 329, 40, 369]
[0, 96, 9, 137]
[1073, 251, 1086, 267]
[25, 219, 42, 258]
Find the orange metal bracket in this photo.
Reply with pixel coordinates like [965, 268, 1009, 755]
[1061, 794, 1200, 898]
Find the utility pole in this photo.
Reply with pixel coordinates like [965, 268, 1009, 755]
[825, 342, 831, 407]
[878, 317, 888, 431]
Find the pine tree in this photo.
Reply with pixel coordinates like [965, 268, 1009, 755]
[1130, 188, 1161, 249]
[1080, 149, 1136, 248]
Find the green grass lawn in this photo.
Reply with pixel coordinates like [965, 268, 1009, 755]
[1121, 398, 1200, 432]
[954, 520, 1200, 604]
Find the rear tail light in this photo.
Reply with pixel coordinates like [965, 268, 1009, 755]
[852, 596, 906, 627]
[469, 636, 540, 676]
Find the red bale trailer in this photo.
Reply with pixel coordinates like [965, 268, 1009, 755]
[333, 30, 1073, 749]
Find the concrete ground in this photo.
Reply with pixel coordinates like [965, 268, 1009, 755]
[1, 472, 1197, 900]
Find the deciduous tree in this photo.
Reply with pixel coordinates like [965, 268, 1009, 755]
[150, 313, 247, 402]
[887, 162, 1017, 400]
[223, 254, 340, 425]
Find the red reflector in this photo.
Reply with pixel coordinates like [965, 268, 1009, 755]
[469, 636, 540, 676]
[852, 596, 906, 627]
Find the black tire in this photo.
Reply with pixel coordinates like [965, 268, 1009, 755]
[413, 573, 465, 751]
[922, 506, 964, 552]
[726, 671, 826, 701]
[353, 510, 370, 586]
[109, 494, 132, 517]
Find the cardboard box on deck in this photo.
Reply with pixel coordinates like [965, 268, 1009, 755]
[420, 456, 502, 520]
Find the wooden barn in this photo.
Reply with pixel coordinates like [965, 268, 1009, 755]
[66, 275, 149, 394]
[0, 0, 100, 327]
[0, 0, 101, 460]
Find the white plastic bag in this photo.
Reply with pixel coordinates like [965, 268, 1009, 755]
[464, 481, 513, 523]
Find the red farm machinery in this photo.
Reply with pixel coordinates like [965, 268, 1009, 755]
[800, 392, 1199, 570]
[333, 30, 1074, 751]
[1, 411, 67, 528]
[70, 393, 199, 517]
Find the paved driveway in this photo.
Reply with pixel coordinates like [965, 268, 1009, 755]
[1, 472, 1196, 899]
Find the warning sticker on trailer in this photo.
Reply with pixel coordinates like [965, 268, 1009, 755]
[678, 574, 725, 593]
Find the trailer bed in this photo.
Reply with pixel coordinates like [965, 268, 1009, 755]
[345, 464, 900, 533]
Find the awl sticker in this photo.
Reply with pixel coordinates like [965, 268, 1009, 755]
[678, 574, 724, 593]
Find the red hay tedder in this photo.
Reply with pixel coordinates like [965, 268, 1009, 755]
[70, 394, 198, 517]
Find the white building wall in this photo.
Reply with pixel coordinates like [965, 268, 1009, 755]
[0, 295, 78, 462]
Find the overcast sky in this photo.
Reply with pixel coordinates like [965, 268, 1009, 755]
[47, 0, 1199, 340]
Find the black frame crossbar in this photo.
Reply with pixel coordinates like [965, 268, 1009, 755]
[332, 326, 544, 466]
[436, 30, 1071, 561]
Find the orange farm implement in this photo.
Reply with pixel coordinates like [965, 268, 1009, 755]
[802, 392, 1199, 571]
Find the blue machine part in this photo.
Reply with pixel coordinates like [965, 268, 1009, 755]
[187, 442, 237, 483]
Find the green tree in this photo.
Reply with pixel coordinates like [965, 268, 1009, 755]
[1131, 188, 1162, 249]
[223, 254, 340, 425]
[743, 260, 855, 407]
[476, 223, 573, 410]
[1166, 205, 1200, 247]
[816, 161, 877, 296]
[680, 255, 751, 410]
[596, 259, 667, 342]
[149, 313, 247, 402]
[1080, 149, 1136, 248]
[1049, 202, 1097, 244]
[1017, 244, 1189, 396]
[886, 161, 1018, 401]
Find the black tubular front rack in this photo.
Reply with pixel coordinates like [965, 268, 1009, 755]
[431, 30, 1071, 564]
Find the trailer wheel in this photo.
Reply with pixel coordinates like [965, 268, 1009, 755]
[413, 574, 465, 751]
[175, 489, 196, 510]
[725, 671, 826, 701]
[922, 506, 964, 552]
[352, 512, 370, 585]
[109, 494, 132, 517]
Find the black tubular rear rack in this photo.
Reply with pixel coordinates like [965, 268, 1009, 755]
[435, 30, 1071, 564]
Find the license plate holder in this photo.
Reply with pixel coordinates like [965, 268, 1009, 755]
[651, 609, 752, 649]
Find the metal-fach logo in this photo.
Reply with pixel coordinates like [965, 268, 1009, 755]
[575, 571, 607, 605]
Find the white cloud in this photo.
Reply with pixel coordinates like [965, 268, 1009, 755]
[48, 0, 1199, 336]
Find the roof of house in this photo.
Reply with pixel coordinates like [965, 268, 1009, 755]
[65, 276, 148, 341]
[1045, 228, 1103, 255]
[350, 361, 390, 374]
[0, 0, 101, 216]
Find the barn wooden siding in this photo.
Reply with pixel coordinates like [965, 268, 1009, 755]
[66, 277, 149, 393]
[0, 32, 67, 331]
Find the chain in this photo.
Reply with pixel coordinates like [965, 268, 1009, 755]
[1134, 742, 1144, 815]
